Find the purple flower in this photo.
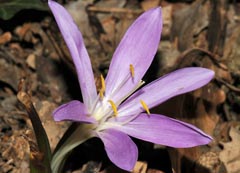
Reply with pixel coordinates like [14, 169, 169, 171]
[48, 0, 214, 172]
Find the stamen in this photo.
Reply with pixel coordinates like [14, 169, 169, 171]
[117, 80, 145, 105]
[140, 100, 150, 115]
[129, 64, 135, 78]
[100, 74, 106, 92]
[99, 90, 104, 100]
[99, 74, 106, 100]
[108, 100, 118, 117]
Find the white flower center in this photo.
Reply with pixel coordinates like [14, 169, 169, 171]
[89, 64, 148, 127]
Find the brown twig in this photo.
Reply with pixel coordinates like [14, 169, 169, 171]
[216, 77, 240, 94]
[177, 47, 227, 70]
[87, 6, 142, 14]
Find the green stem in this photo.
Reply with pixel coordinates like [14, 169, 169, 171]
[51, 124, 94, 173]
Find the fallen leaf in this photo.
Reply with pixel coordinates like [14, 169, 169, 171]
[219, 125, 240, 173]
[0, 32, 12, 44]
[133, 161, 147, 173]
[140, 0, 160, 11]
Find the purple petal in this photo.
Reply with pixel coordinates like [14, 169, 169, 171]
[118, 67, 214, 116]
[97, 129, 138, 171]
[53, 100, 96, 123]
[114, 113, 212, 148]
[48, 0, 97, 108]
[105, 8, 162, 102]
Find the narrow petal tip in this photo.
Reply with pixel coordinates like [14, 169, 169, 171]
[200, 67, 215, 80]
[200, 133, 213, 145]
[147, 7, 162, 18]
[48, 0, 56, 6]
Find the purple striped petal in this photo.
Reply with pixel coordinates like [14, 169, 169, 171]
[97, 129, 138, 171]
[48, 0, 97, 108]
[114, 113, 212, 148]
[53, 100, 96, 123]
[105, 8, 162, 103]
[118, 67, 214, 116]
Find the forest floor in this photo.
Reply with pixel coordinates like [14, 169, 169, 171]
[0, 0, 240, 173]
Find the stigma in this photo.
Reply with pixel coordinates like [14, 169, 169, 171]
[108, 100, 118, 117]
[140, 100, 150, 115]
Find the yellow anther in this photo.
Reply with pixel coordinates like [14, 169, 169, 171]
[140, 100, 150, 115]
[99, 74, 106, 100]
[130, 64, 135, 78]
[108, 100, 118, 117]
[100, 74, 106, 92]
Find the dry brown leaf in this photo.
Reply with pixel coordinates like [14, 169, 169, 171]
[133, 161, 147, 173]
[197, 152, 220, 171]
[0, 32, 12, 44]
[1, 131, 30, 173]
[161, 5, 173, 39]
[26, 54, 36, 70]
[219, 125, 240, 173]
[36, 101, 69, 150]
[147, 169, 165, 173]
[140, 0, 160, 11]
[0, 58, 20, 91]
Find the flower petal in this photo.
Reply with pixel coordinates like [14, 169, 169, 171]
[97, 129, 138, 171]
[53, 100, 96, 123]
[119, 67, 214, 116]
[105, 8, 162, 103]
[114, 113, 212, 148]
[48, 0, 97, 108]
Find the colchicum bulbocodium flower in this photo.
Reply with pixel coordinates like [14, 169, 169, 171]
[48, 0, 214, 172]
